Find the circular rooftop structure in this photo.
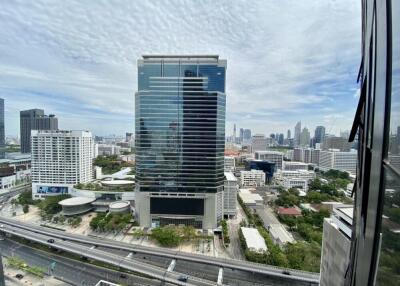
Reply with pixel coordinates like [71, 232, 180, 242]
[59, 197, 96, 206]
[109, 201, 131, 213]
[59, 197, 95, 216]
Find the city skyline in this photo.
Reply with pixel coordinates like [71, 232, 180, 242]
[0, 0, 360, 137]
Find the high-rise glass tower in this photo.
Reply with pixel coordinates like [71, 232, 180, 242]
[135, 55, 226, 229]
[314, 125, 326, 146]
[294, 121, 301, 147]
[20, 109, 58, 153]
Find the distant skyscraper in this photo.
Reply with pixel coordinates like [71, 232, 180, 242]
[294, 121, 301, 147]
[135, 55, 226, 229]
[314, 126, 326, 147]
[300, 127, 310, 147]
[233, 123, 236, 143]
[0, 99, 4, 159]
[126, 132, 133, 142]
[287, 129, 291, 139]
[243, 129, 252, 141]
[20, 109, 58, 153]
[239, 128, 244, 143]
[278, 133, 284, 145]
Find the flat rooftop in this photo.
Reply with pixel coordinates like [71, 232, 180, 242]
[241, 227, 268, 253]
[59, 197, 96, 206]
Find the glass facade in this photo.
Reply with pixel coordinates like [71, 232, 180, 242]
[135, 56, 226, 194]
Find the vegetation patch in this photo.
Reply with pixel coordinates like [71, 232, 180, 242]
[90, 213, 132, 232]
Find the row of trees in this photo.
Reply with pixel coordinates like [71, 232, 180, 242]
[94, 155, 134, 174]
[221, 220, 230, 245]
[90, 212, 132, 232]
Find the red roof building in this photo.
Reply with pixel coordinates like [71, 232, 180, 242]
[277, 206, 302, 217]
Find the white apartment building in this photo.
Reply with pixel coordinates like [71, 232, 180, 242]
[224, 172, 238, 217]
[320, 206, 353, 286]
[282, 177, 309, 191]
[31, 130, 94, 199]
[240, 170, 265, 187]
[224, 156, 236, 172]
[254, 151, 283, 170]
[319, 149, 357, 175]
[283, 161, 308, 171]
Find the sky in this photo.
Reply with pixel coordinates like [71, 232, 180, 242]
[0, 0, 361, 138]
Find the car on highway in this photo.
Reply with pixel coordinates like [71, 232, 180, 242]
[15, 274, 24, 279]
[0, 224, 4, 228]
[120, 273, 127, 279]
[47, 239, 55, 243]
[177, 275, 188, 282]
[282, 270, 291, 275]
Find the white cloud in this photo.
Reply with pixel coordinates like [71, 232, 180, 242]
[0, 0, 361, 136]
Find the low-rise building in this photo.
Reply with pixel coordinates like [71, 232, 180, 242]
[277, 206, 302, 217]
[97, 144, 121, 156]
[240, 170, 265, 187]
[282, 177, 309, 192]
[224, 172, 238, 217]
[239, 189, 263, 207]
[268, 224, 295, 247]
[240, 227, 268, 253]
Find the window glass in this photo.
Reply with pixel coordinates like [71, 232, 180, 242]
[376, 2, 400, 285]
[387, 0, 400, 171]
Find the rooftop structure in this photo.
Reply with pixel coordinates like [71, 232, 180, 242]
[59, 197, 95, 216]
[277, 206, 302, 217]
[240, 227, 268, 253]
[268, 224, 295, 247]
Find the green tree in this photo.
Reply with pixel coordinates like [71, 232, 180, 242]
[22, 204, 29, 214]
[151, 226, 181, 247]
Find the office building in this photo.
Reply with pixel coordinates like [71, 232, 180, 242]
[254, 150, 283, 170]
[31, 130, 94, 199]
[287, 129, 291, 140]
[319, 150, 357, 175]
[247, 160, 276, 182]
[294, 121, 301, 147]
[240, 170, 265, 187]
[20, 109, 58, 153]
[224, 172, 238, 217]
[320, 206, 353, 286]
[224, 156, 236, 172]
[300, 127, 310, 147]
[322, 136, 352, 151]
[292, 148, 303, 161]
[135, 55, 226, 229]
[314, 126, 326, 147]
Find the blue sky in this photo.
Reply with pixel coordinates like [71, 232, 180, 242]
[0, 0, 361, 137]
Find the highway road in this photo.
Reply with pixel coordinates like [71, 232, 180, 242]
[0, 223, 218, 286]
[0, 217, 320, 285]
[0, 239, 174, 286]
